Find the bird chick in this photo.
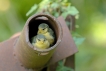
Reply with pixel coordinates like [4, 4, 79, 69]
[32, 34, 50, 49]
[37, 23, 55, 45]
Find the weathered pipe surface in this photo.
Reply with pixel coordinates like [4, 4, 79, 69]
[14, 13, 62, 70]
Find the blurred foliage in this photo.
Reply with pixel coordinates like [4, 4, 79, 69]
[0, 0, 41, 41]
[56, 60, 74, 71]
[26, 0, 79, 19]
[0, 0, 106, 71]
[70, 0, 106, 71]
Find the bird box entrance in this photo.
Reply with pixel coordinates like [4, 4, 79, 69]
[28, 16, 57, 47]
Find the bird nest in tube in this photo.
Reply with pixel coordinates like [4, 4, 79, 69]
[27, 14, 62, 51]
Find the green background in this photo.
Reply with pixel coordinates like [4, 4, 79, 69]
[0, 0, 106, 71]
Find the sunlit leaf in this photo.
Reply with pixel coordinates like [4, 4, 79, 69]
[62, 2, 71, 7]
[26, 4, 38, 16]
[63, 0, 68, 2]
[38, 0, 49, 11]
[51, 3, 59, 9]
[67, 6, 79, 16]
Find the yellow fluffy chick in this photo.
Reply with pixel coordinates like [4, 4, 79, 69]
[32, 34, 50, 49]
[37, 23, 55, 45]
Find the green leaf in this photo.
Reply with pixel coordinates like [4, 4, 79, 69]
[61, 2, 71, 7]
[61, 12, 68, 19]
[61, 6, 79, 18]
[73, 37, 85, 46]
[56, 60, 74, 71]
[26, 4, 38, 16]
[58, 60, 64, 66]
[63, 0, 68, 2]
[38, 0, 49, 10]
[67, 6, 79, 16]
[54, 12, 59, 17]
[51, 3, 59, 9]
[56, 65, 74, 71]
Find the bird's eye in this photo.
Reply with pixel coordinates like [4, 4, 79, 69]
[38, 39, 40, 41]
[42, 28, 45, 30]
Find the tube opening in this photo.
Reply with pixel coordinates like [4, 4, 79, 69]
[28, 16, 58, 49]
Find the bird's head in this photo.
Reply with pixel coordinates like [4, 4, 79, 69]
[36, 34, 46, 44]
[38, 23, 49, 34]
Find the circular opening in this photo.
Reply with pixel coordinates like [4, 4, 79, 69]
[26, 14, 62, 52]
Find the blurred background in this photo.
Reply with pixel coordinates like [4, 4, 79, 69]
[0, 0, 106, 71]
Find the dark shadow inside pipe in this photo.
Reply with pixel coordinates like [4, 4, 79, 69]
[28, 16, 57, 47]
[41, 67, 47, 71]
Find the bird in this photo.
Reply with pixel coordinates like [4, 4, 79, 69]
[37, 23, 55, 46]
[31, 34, 50, 49]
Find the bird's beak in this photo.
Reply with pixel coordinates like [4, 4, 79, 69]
[41, 41, 44, 44]
[38, 31, 41, 34]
